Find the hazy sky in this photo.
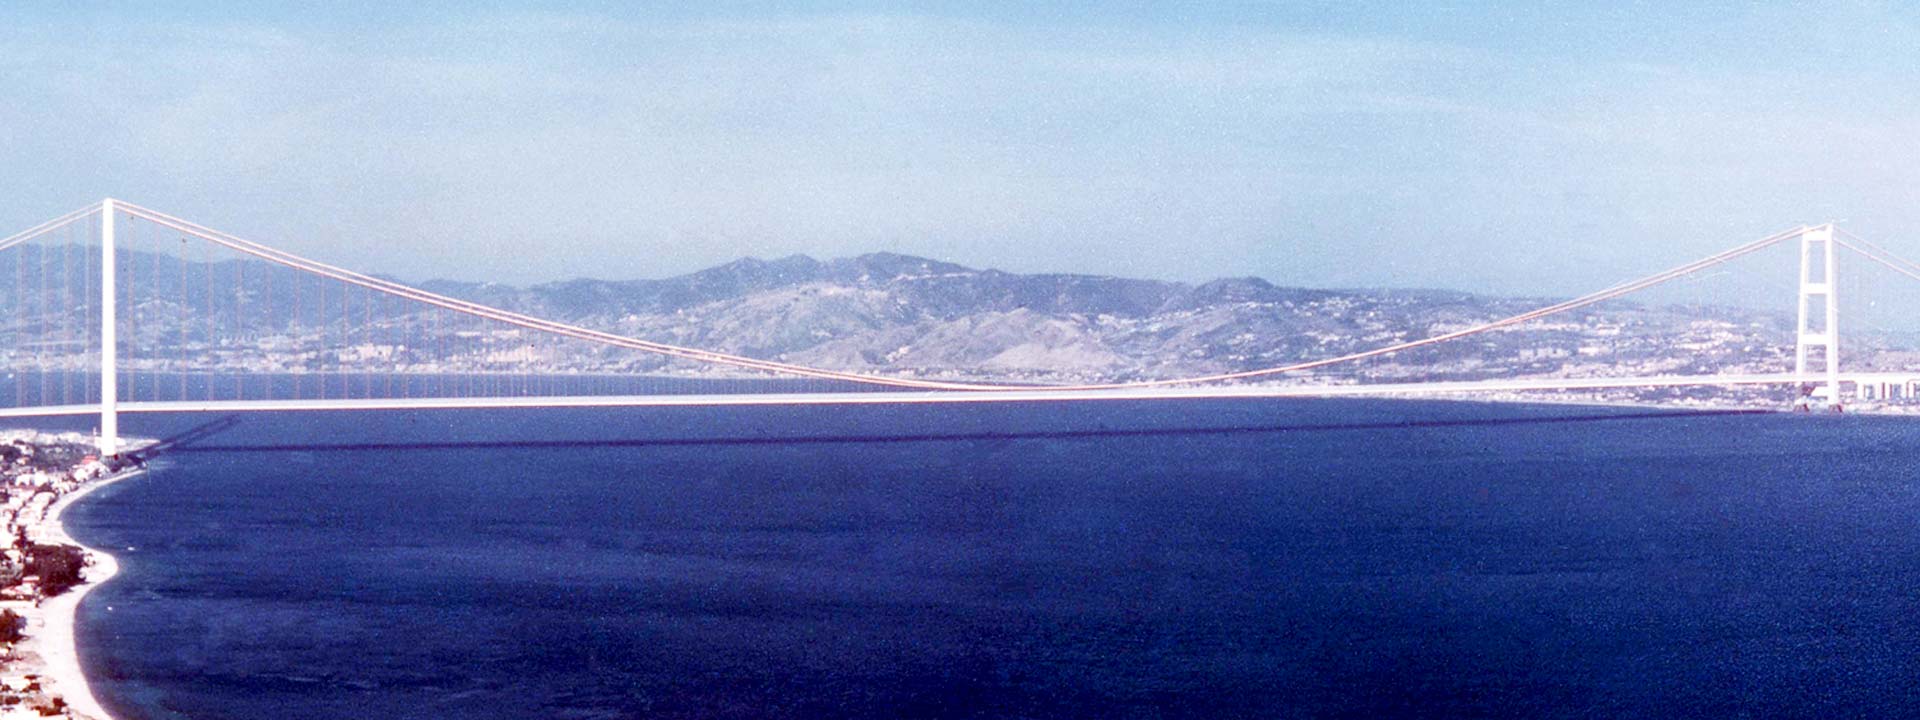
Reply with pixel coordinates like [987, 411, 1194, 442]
[2, 2, 1916, 295]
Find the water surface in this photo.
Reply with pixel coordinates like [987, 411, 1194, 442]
[59, 399, 1920, 718]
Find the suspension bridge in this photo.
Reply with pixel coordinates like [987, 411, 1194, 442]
[4, 199, 1920, 455]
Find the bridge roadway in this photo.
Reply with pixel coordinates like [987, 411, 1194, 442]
[0, 372, 1892, 420]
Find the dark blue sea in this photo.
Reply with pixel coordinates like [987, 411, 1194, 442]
[42, 399, 1920, 718]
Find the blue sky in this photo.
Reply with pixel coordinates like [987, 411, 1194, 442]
[2, 2, 1916, 295]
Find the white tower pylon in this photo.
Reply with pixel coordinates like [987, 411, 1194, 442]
[1794, 224, 1840, 411]
[99, 199, 119, 455]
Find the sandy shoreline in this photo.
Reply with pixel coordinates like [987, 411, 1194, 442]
[10, 468, 145, 720]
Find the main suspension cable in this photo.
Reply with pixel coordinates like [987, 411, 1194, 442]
[112, 200, 1806, 392]
[0, 204, 101, 255]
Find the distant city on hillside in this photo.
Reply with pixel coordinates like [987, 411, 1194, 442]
[6, 246, 1920, 408]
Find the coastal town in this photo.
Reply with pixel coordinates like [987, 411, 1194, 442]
[0, 431, 138, 720]
[8, 246, 1920, 413]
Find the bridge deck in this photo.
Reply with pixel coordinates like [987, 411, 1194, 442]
[0, 372, 1864, 419]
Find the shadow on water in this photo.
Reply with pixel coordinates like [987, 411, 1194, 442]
[160, 408, 1769, 453]
[131, 414, 245, 457]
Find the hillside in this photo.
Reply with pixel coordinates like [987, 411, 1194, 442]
[7, 247, 1898, 398]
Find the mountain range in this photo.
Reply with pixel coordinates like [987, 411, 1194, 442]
[2, 246, 1872, 389]
[412, 251, 1800, 384]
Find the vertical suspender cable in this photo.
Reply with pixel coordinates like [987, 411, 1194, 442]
[10, 235, 20, 408]
[234, 241, 244, 401]
[85, 212, 96, 405]
[62, 222, 72, 406]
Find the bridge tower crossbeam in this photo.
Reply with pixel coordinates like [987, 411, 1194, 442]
[1794, 224, 1841, 411]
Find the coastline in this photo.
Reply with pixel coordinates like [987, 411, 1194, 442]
[10, 467, 144, 720]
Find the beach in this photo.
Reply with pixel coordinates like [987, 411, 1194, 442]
[1, 463, 142, 720]
[30, 468, 140, 720]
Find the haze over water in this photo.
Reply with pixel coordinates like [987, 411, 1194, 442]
[54, 399, 1920, 718]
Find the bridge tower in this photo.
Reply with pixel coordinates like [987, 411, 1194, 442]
[99, 199, 120, 455]
[1794, 224, 1841, 411]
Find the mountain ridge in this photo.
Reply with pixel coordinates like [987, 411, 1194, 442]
[393, 251, 1799, 384]
[0, 246, 1852, 392]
